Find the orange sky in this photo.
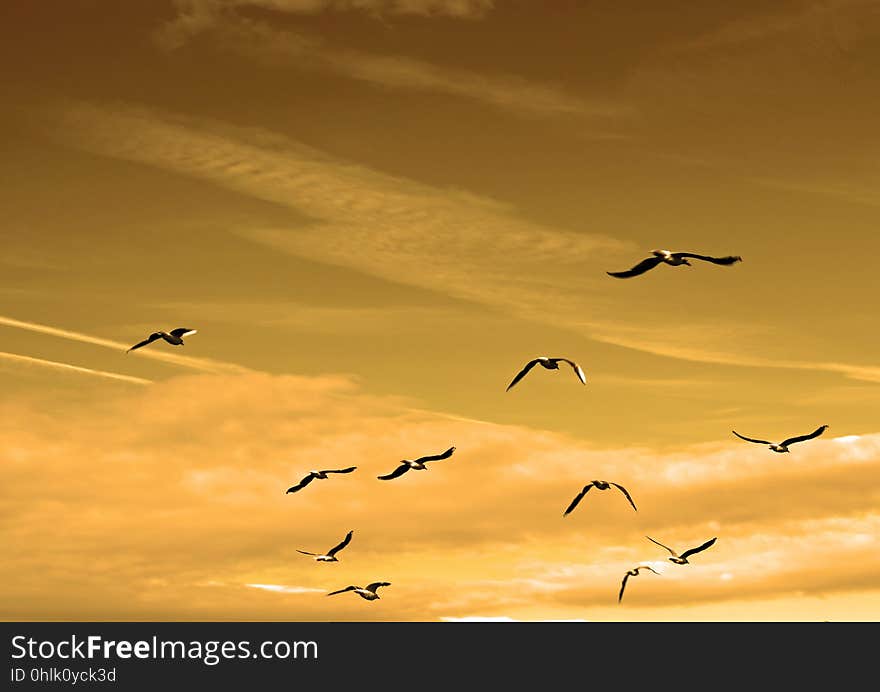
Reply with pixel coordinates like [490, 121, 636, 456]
[1, 0, 879, 621]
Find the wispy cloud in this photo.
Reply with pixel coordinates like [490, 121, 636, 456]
[158, 1, 496, 57]
[245, 584, 325, 594]
[0, 351, 152, 385]
[588, 325, 880, 384]
[254, 25, 621, 119]
[0, 314, 253, 375]
[152, 300, 473, 333]
[156, 4, 625, 121]
[40, 101, 880, 385]
[159, 0, 494, 53]
[749, 175, 880, 208]
[45, 101, 628, 321]
[673, 0, 878, 53]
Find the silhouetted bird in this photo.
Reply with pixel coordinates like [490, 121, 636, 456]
[619, 565, 659, 603]
[327, 582, 390, 601]
[563, 480, 637, 517]
[126, 328, 197, 352]
[646, 536, 717, 565]
[286, 467, 357, 494]
[378, 446, 455, 480]
[607, 250, 742, 278]
[506, 357, 586, 391]
[297, 531, 353, 562]
[732, 425, 829, 453]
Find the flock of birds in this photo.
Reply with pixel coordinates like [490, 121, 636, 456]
[124, 248, 831, 608]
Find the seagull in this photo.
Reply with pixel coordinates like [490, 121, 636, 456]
[377, 446, 455, 481]
[506, 357, 587, 391]
[285, 467, 357, 494]
[618, 565, 659, 603]
[607, 250, 742, 279]
[732, 425, 829, 453]
[327, 582, 391, 601]
[646, 536, 717, 565]
[126, 328, 198, 353]
[563, 480, 637, 517]
[297, 530, 353, 562]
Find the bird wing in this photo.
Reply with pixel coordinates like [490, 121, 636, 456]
[169, 328, 197, 338]
[126, 332, 163, 353]
[377, 464, 410, 480]
[606, 256, 664, 278]
[618, 573, 630, 603]
[286, 474, 316, 494]
[327, 530, 353, 557]
[611, 483, 638, 512]
[558, 359, 587, 385]
[781, 425, 829, 447]
[673, 253, 742, 266]
[638, 565, 660, 575]
[322, 466, 357, 474]
[645, 535, 676, 556]
[562, 484, 592, 517]
[365, 582, 390, 593]
[414, 446, 456, 464]
[296, 550, 318, 556]
[679, 537, 718, 560]
[732, 430, 772, 445]
[506, 359, 542, 391]
[327, 586, 357, 596]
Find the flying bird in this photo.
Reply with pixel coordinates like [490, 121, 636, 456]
[378, 446, 455, 481]
[732, 425, 829, 453]
[297, 530, 353, 562]
[126, 328, 197, 353]
[563, 480, 638, 517]
[506, 357, 587, 391]
[646, 536, 717, 565]
[618, 565, 659, 603]
[607, 250, 742, 279]
[286, 467, 357, 494]
[327, 582, 391, 601]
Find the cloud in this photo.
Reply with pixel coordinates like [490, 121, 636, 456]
[673, 0, 878, 53]
[37, 101, 880, 386]
[588, 325, 880, 384]
[151, 300, 475, 334]
[245, 583, 325, 594]
[156, 4, 625, 121]
[539, 515, 880, 610]
[44, 101, 628, 321]
[158, 0, 495, 55]
[1, 370, 878, 620]
[169, 0, 495, 31]
[158, 1, 496, 55]
[439, 616, 518, 622]
[315, 47, 621, 119]
[439, 616, 589, 622]
[0, 314, 253, 375]
[749, 175, 880, 209]
[0, 351, 151, 385]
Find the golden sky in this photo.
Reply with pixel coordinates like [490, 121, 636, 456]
[2, 0, 879, 621]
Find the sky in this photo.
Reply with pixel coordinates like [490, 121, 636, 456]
[1, 0, 879, 622]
